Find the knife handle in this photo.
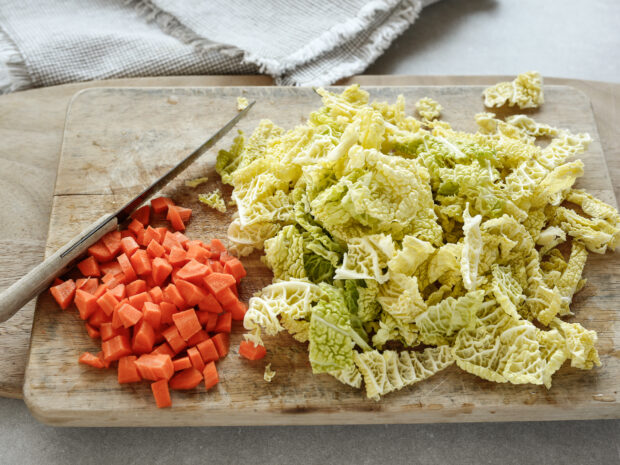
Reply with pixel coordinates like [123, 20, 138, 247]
[0, 214, 118, 323]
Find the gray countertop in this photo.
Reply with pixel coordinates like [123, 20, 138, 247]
[1, 0, 619, 463]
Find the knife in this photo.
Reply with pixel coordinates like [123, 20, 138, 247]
[0, 101, 255, 323]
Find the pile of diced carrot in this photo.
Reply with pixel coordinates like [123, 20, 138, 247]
[49, 197, 253, 408]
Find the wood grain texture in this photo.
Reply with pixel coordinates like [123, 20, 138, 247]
[1, 75, 619, 401]
[22, 85, 620, 425]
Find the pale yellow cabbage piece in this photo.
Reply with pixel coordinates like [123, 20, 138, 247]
[354, 346, 454, 400]
[263, 363, 276, 382]
[460, 208, 483, 291]
[185, 176, 208, 188]
[416, 290, 483, 346]
[335, 234, 394, 283]
[483, 71, 544, 109]
[237, 96, 249, 111]
[198, 189, 227, 213]
[550, 319, 601, 370]
[415, 97, 442, 122]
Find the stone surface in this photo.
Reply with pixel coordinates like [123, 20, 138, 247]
[0, 398, 618, 465]
[369, 0, 620, 84]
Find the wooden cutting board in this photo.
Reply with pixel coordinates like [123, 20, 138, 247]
[22, 85, 620, 425]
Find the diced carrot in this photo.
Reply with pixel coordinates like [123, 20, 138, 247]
[172, 356, 192, 372]
[159, 301, 177, 325]
[155, 227, 168, 241]
[117, 253, 137, 282]
[228, 300, 247, 321]
[101, 271, 125, 289]
[135, 228, 147, 247]
[209, 239, 227, 259]
[88, 308, 110, 328]
[146, 239, 165, 258]
[211, 333, 230, 358]
[79, 352, 105, 369]
[151, 342, 176, 358]
[117, 302, 142, 328]
[209, 260, 224, 273]
[162, 231, 182, 253]
[173, 232, 190, 248]
[219, 251, 236, 263]
[162, 325, 187, 354]
[187, 329, 209, 346]
[203, 362, 219, 390]
[148, 286, 164, 304]
[175, 279, 209, 307]
[84, 322, 100, 339]
[96, 351, 112, 369]
[96, 290, 120, 316]
[52, 277, 63, 286]
[163, 283, 185, 308]
[50, 279, 76, 309]
[151, 379, 172, 408]
[126, 279, 146, 296]
[239, 340, 267, 360]
[230, 284, 238, 298]
[99, 261, 122, 276]
[118, 355, 141, 383]
[131, 205, 151, 226]
[151, 196, 174, 214]
[144, 226, 162, 246]
[175, 206, 191, 223]
[213, 312, 232, 333]
[101, 231, 122, 257]
[205, 313, 218, 333]
[120, 230, 135, 239]
[75, 288, 98, 319]
[203, 273, 236, 296]
[172, 308, 202, 341]
[120, 236, 140, 256]
[176, 259, 210, 284]
[76, 277, 99, 294]
[93, 284, 108, 299]
[196, 310, 210, 326]
[152, 257, 173, 286]
[130, 249, 152, 276]
[111, 302, 124, 330]
[224, 258, 247, 283]
[128, 291, 152, 309]
[196, 338, 219, 363]
[100, 322, 130, 341]
[88, 240, 114, 262]
[132, 320, 156, 354]
[128, 218, 144, 236]
[198, 293, 223, 314]
[187, 347, 205, 371]
[135, 354, 174, 381]
[101, 334, 132, 362]
[77, 256, 101, 277]
[214, 287, 238, 309]
[185, 240, 202, 249]
[169, 367, 203, 390]
[166, 205, 185, 231]
[109, 284, 126, 300]
[140, 302, 160, 329]
[186, 244, 209, 264]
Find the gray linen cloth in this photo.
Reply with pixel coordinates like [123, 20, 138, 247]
[0, 0, 438, 93]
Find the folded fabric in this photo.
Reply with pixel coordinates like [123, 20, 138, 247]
[0, 0, 438, 93]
